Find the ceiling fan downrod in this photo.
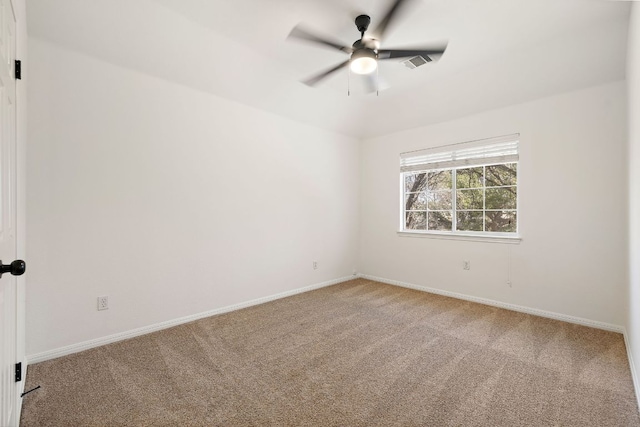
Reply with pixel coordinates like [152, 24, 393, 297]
[355, 14, 371, 39]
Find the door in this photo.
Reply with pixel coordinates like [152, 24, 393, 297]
[0, 0, 17, 425]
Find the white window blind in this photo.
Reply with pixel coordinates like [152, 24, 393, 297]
[400, 134, 519, 173]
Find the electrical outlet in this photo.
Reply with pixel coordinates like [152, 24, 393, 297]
[313, 261, 318, 270]
[97, 296, 109, 311]
[463, 260, 470, 270]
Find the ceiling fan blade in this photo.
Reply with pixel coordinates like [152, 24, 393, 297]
[372, 0, 413, 40]
[288, 26, 353, 54]
[302, 60, 350, 87]
[378, 46, 447, 60]
[364, 73, 376, 93]
[363, 73, 390, 94]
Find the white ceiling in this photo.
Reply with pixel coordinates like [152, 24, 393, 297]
[26, 0, 630, 138]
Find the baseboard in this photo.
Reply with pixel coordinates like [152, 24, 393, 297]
[359, 274, 624, 333]
[25, 273, 624, 361]
[27, 275, 357, 365]
[623, 330, 640, 411]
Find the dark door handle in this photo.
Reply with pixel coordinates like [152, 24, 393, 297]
[0, 260, 26, 278]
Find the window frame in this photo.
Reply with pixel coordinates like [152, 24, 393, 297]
[398, 138, 521, 243]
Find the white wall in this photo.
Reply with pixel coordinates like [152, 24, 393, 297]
[360, 81, 628, 326]
[627, 2, 640, 400]
[26, 38, 360, 357]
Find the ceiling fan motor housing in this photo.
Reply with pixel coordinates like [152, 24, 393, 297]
[352, 38, 378, 50]
[351, 48, 377, 62]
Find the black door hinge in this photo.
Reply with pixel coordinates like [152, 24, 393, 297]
[15, 362, 21, 382]
[14, 60, 21, 80]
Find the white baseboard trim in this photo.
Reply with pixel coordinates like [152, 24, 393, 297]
[26, 275, 357, 365]
[622, 329, 640, 411]
[359, 274, 624, 333]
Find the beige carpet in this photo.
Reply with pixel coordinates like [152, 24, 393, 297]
[21, 279, 640, 426]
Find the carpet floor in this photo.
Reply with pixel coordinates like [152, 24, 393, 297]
[20, 279, 640, 426]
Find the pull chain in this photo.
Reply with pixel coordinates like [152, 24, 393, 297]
[348, 63, 351, 96]
[376, 62, 379, 97]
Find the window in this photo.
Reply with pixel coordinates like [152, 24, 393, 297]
[401, 135, 519, 236]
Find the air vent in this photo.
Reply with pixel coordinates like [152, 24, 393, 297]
[402, 55, 432, 69]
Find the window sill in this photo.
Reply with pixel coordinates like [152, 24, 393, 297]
[397, 230, 521, 244]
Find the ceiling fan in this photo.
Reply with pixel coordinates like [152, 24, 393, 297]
[288, 0, 448, 93]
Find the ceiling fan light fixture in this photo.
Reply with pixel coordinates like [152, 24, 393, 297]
[350, 49, 377, 75]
